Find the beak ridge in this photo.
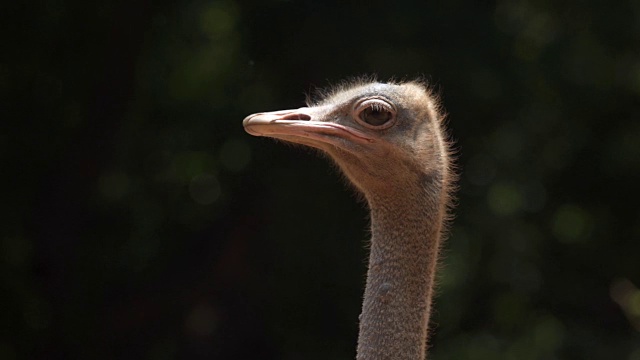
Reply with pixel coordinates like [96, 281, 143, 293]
[242, 107, 374, 148]
[243, 108, 311, 129]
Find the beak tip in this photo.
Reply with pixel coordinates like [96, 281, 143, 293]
[242, 113, 257, 128]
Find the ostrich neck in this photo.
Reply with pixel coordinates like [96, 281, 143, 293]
[356, 180, 445, 360]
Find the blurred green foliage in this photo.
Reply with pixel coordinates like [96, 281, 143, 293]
[2, 0, 640, 359]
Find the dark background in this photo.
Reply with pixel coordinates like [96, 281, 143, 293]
[2, 0, 640, 359]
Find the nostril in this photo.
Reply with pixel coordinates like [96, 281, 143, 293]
[280, 113, 311, 121]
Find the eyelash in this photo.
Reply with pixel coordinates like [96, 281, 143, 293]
[368, 103, 386, 112]
[354, 98, 397, 129]
[356, 99, 394, 114]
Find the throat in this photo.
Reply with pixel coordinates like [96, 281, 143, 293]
[356, 189, 444, 360]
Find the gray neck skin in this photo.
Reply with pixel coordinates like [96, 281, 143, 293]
[356, 182, 444, 360]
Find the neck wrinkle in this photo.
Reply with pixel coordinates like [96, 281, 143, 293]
[356, 185, 444, 360]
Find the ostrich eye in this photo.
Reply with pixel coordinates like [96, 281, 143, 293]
[356, 99, 397, 129]
[361, 106, 393, 126]
[354, 98, 397, 129]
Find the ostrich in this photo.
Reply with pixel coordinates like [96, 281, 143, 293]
[243, 79, 454, 360]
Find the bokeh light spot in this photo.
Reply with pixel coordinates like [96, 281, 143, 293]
[189, 174, 221, 205]
[170, 151, 215, 183]
[533, 316, 565, 351]
[492, 292, 526, 328]
[552, 204, 592, 243]
[629, 291, 640, 317]
[200, 2, 236, 40]
[487, 183, 523, 216]
[610, 278, 640, 329]
[465, 333, 501, 359]
[219, 139, 251, 172]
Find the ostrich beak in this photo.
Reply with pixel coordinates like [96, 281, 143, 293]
[242, 108, 374, 151]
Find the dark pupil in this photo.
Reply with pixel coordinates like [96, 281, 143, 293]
[362, 107, 392, 126]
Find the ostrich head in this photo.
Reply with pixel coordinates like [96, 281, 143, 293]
[243, 80, 448, 199]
